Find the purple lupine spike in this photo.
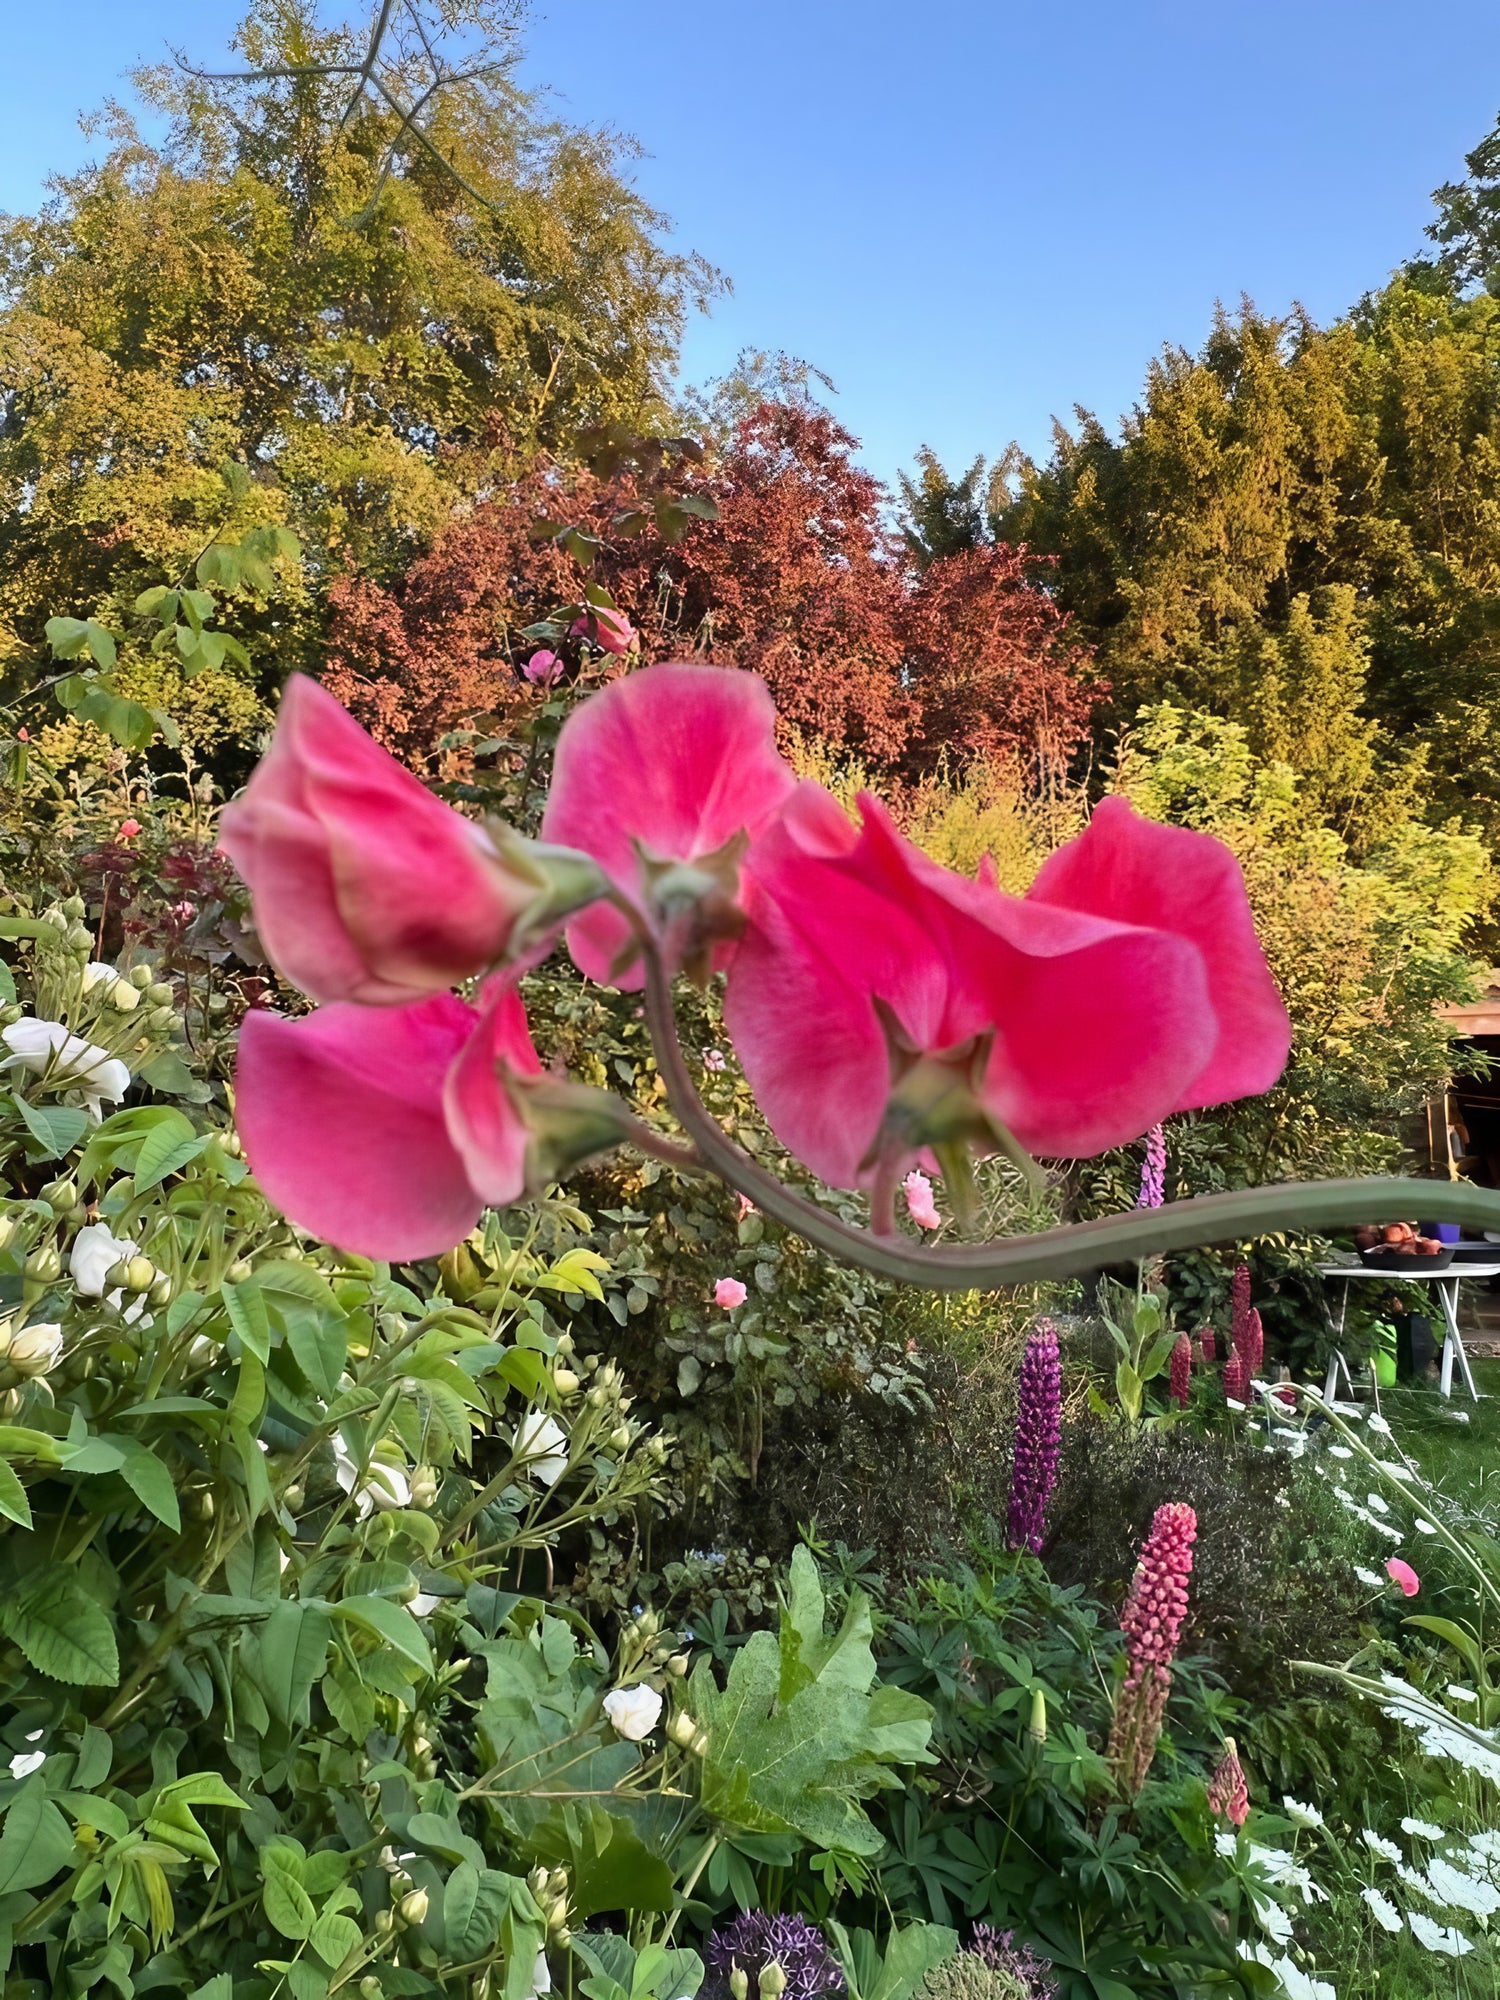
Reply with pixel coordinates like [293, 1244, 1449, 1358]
[1106, 1501, 1197, 1795]
[1007, 1321, 1063, 1554]
[1198, 1324, 1217, 1364]
[1136, 1122, 1166, 1209]
[1230, 1262, 1251, 1352]
[1168, 1332, 1192, 1407]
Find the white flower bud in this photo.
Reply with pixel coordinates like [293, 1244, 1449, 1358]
[9, 1322, 64, 1378]
[398, 1888, 429, 1926]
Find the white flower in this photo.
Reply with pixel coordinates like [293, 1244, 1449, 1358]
[1354, 1565, 1386, 1587]
[1252, 1895, 1294, 1944]
[1402, 1816, 1444, 1840]
[1267, 1956, 1335, 2000]
[601, 1683, 663, 1742]
[1247, 1841, 1326, 1902]
[1226, 1398, 1247, 1412]
[1215, 1831, 1238, 1858]
[1377, 1674, 1500, 1780]
[1468, 1828, 1500, 1862]
[7, 1750, 45, 1780]
[1366, 1492, 1390, 1514]
[1361, 1885, 1402, 1932]
[1330, 1400, 1365, 1418]
[1408, 1909, 1473, 1955]
[4, 1321, 64, 1377]
[1375, 1461, 1416, 1483]
[524, 1948, 552, 2000]
[1415, 1517, 1439, 1534]
[80, 962, 116, 993]
[69, 1221, 138, 1297]
[409, 1593, 442, 1618]
[1426, 1854, 1500, 1917]
[1450, 1410, 1471, 1424]
[1328, 1444, 1354, 1459]
[332, 1440, 411, 1518]
[2, 1018, 129, 1115]
[1447, 1684, 1479, 1705]
[1367, 1412, 1392, 1435]
[1283, 1796, 1325, 1829]
[514, 1413, 568, 1487]
[1363, 1829, 1402, 1863]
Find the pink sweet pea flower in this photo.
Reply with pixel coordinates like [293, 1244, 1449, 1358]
[235, 980, 542, 1260]
[725, 786, 1289, 1190]
[1386, 1557, 1420, 1597]
[523, 650, 561, 686]
[714, 1277, 748, 1310]
[220, 675, 540, 1006]
[569, 605, 636, 655]
[902, 1169, 942, 1230]
[540, 663, 797, 988]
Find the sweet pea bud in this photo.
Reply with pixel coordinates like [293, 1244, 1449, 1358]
[510, 1072, 637, 1191]
[667, 1651, 690, 1677]
[24, 1244, 61, 1283]
[109, 981, 139, 1012]
[759, 1965, 787, 2000]
[226, 1258, 253, 1283]
[438, 1242, 484, 1301]
[553, 1367, 581, 1395]
[129, 964, 153, 990]
[283, 1481, 305, 1512]
[1028, 1686, 1047, 1744]
[123, 1256, 156, 1294]
[527, 1866, 548, 1898]
[66, 921, 92, 953]
[148, 1273, 173, 1307]
[40, 1178, 77, 1214]
[730, 1968, 750, 2000]
[411, 1465, 439, 1509]
[374, 1908, 396, 1937]
[609, 1423, 631, 1452]
[361, 1981, 383, 1999]
[62, 896, 86, 921]
[104, 1259, 132, 1290]
[148, 1006, 177, 1032]
[666, 1709, 698, 1748]
[397, 1888, 429, 1926]
[148, 982, 174, 1007]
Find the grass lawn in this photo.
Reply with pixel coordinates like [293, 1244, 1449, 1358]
[1381, 1355, 1500, 1508]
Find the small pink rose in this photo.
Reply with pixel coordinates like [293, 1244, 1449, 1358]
[117, 818, 142, 840]
[523, 650, 560, 686]
[714, 1278, 747, 1310]
[1386, 1557, 1420, 1597]
[16, 728, 29, 742]
[902, 1169, 942, 1230]
[569, 605, 636, 655]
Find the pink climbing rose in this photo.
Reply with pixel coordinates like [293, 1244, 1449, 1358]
[569, 604, 636, 655]
[726, 787, 1290, 1192]
[1386, 1557, 1420, 1597]
[524, 650, 561, 686]
[714, 1277, 748, 1310]
[117, 818, 142, 840]
[235, 980, 542, 1260]
[540, 663, 797, 988]
[902, 1169, 942, 1230]
[220, 675, 541, 1006]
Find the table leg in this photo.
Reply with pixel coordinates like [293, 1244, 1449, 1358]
[1438, 1278, 1480, 1404]
[1323, 1281, 1350, 1401]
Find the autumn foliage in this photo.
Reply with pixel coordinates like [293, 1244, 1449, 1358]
[324, 403, 1098, 778]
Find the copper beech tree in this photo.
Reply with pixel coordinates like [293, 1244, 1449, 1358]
[323, 402, 1098, 780]
[219, 660, 1500, 1286]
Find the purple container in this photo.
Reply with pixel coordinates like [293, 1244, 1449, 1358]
[1420, 1221, 1462, 1244]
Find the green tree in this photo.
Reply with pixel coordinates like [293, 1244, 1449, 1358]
[0, 0, 717, 678]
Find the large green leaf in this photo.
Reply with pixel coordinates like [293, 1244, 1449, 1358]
[689, 1548, 932, 1855]
[0, 1776, 76, 1893]
[254, 1599, 332, 1729]
[332, 1594, 432, 1674]
[1, 1567, 119, 1685]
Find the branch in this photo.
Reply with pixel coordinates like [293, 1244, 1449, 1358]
[639, 944, 1500, 1287]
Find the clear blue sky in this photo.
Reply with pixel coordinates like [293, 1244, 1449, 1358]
[6, 2, 1500, 487]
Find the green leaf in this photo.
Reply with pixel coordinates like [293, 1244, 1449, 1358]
[133, 586, 176, 620]
[262, 1858, 316, 1941]
[106, 1435, 182, 1529]
[138, 1049, 198, 1095]
[0, 958, 15, 1005]
[445, 1866, 532, 1962]
[1404, 1614, 1485, 1678]
[0, 1459, 32, 1529]
[186, 1978, 233, 2000]
[254, 1599, 332, 1729]
[11, 1094, 89, 1162]
[133, 1109, 204, 1192]
[406, 1811, 486, 1867]
[0, 1776, 76, 1894]
[0, 1567, 119, 1685]
[309, 1908, 361, 1967]
[145, 1773, 247, 1865]
[332, 1595, 433, 1674]
[221, 1276, 271, 1364]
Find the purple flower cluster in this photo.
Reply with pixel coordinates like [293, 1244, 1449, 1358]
[1135, 1122, 1166, 1209]
[969, 1925, 1057, 2000]
[1007, 1322, 1062, 1555]
[705, 1912, 845, 2000]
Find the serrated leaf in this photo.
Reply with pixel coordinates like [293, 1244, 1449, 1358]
[0, 1568, 119, 1685]
[106, 1435, 182, 1528]
[11, 1094, 89, 1161]
[0, 1458, 32, 1528]
[0, 1776, 76, 1893]
[254, 1598, 331, 1728]
[133, 1109, 203, 1192]
[222, 1276, 271, 1364]
[332, 1594, 433, 1674]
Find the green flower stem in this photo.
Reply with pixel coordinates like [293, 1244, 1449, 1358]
[641, 944, 1500, 1286]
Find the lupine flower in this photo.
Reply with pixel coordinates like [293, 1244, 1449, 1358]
[1387, 1557, 1421, 1597]
[1137, 1122, 1166, 1208]
[1222, 1349, 1249, 1404]
[1168, 1332, 1192, 1407]
[1207, 1738, 1249, 1826]
[1230, 1262, 1251, 1349]
[705, 1911, 845, 2000]
[540, 663, 797, 988]
[569, 604, 636, 655]
[727, 787, 1290, 1193]
[1107, 1501, 1197, 1795]
[1198, 1324, 1217, 1364]
[523, 649, 561, 685]
[1241, 1306, 1265, 1381]
[1007, 1322, 1062, 1554]
[236, 980, 543, 1259]
[902, 1168, 942, 1230]
[967, 1924, 1057, 1998]
[714, 1277, 748, 1310]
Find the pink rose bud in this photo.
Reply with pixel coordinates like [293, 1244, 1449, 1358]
[569, 605, 636, 655]
[714, 1278, 748, 1310]
[524, 650, 560, 686]
[1386, 1557, 1420, 1597]
[220, 675, 554, 1006]
[117, 818, 142, 840]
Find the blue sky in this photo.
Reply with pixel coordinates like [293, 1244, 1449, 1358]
[6, 2, 1500, 487]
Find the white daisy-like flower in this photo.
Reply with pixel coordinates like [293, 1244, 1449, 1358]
[1366, 1492, 1391, 1514]
[1367, 1411, 1393, 1436]
[1354, 1565, 1386, 1587]
[1283, 1797, 1325, 1829]
[1408, 1909, 1473, 1956]
[1252, 1896, 1294, 1944]
[1363, 1829, 1402, 1863]
[1402, 1816, 1444, 1840]
[1267, 1956, 1335, 2000]
[1427, 1854, 1500, 1917]
[1361, 1885, 1402, 1932]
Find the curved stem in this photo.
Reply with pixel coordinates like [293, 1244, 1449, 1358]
[640, 945, 1500, 1287]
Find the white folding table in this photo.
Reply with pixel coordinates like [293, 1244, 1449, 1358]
[1316, 1260, 1496, 1403]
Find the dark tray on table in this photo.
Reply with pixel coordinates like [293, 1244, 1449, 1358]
[1357, 1244, 1455, 1273]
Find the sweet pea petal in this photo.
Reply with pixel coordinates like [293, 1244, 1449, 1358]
[1027, 795, 1291, 1108]
[541, 663, 797, 986]
[237, 996, 483, 1258]
[442, 977, 543, 1206]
